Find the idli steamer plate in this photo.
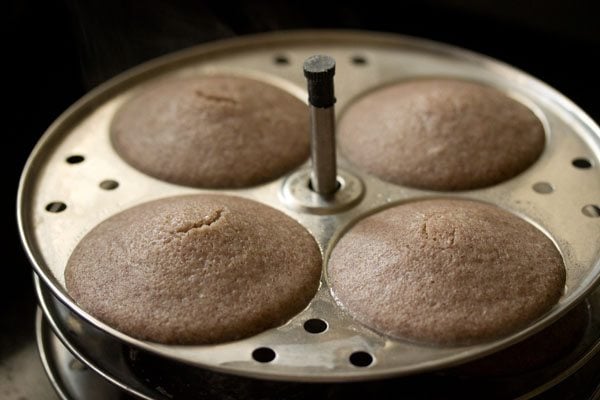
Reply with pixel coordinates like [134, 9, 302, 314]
[19, 30, 600, 381]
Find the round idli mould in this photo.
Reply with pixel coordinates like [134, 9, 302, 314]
[338, 79, 546, 191]
[328, 198, 566, 345]
[111, 75, 309, 188]
[65, 194, 322, 345]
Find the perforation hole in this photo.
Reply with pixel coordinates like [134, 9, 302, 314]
[572, 158, 592, 169]
[100, 180, 119, 190]
[533, 182, 554, 194]
[349, 351, 373, 367]
[252, 347, 276, 363]
[582, 205, 600, 218]
[66, 155, 84, 164]
[274, 55, 290, 65]
[45, 202, 66, 213]
[351, 55, 368, 65]
[303, 318, 328, 334]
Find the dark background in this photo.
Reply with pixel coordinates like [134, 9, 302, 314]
[7, 0, 600, 309]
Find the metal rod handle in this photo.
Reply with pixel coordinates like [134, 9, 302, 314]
[303, 55, 338, 196]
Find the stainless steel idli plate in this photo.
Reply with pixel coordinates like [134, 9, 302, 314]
[19, 30, 600, 381]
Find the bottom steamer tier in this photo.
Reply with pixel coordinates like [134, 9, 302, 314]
[36, 274, 600, 399]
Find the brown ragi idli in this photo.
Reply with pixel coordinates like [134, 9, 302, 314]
[338, 79, 545, 191]
[65, 194, 322, 345]
[111, 76, 309, 188]
[328, 199, 565, 345]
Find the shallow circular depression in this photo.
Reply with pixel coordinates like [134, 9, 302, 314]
[64, 194, 323, 345]
[110, 74, 311, 189]
[337, 78, 547, 191]
[327, 198, 567, 346]
[18, 31, 600, 381]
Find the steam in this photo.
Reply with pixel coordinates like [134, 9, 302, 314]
[64, 1, 235, 89]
